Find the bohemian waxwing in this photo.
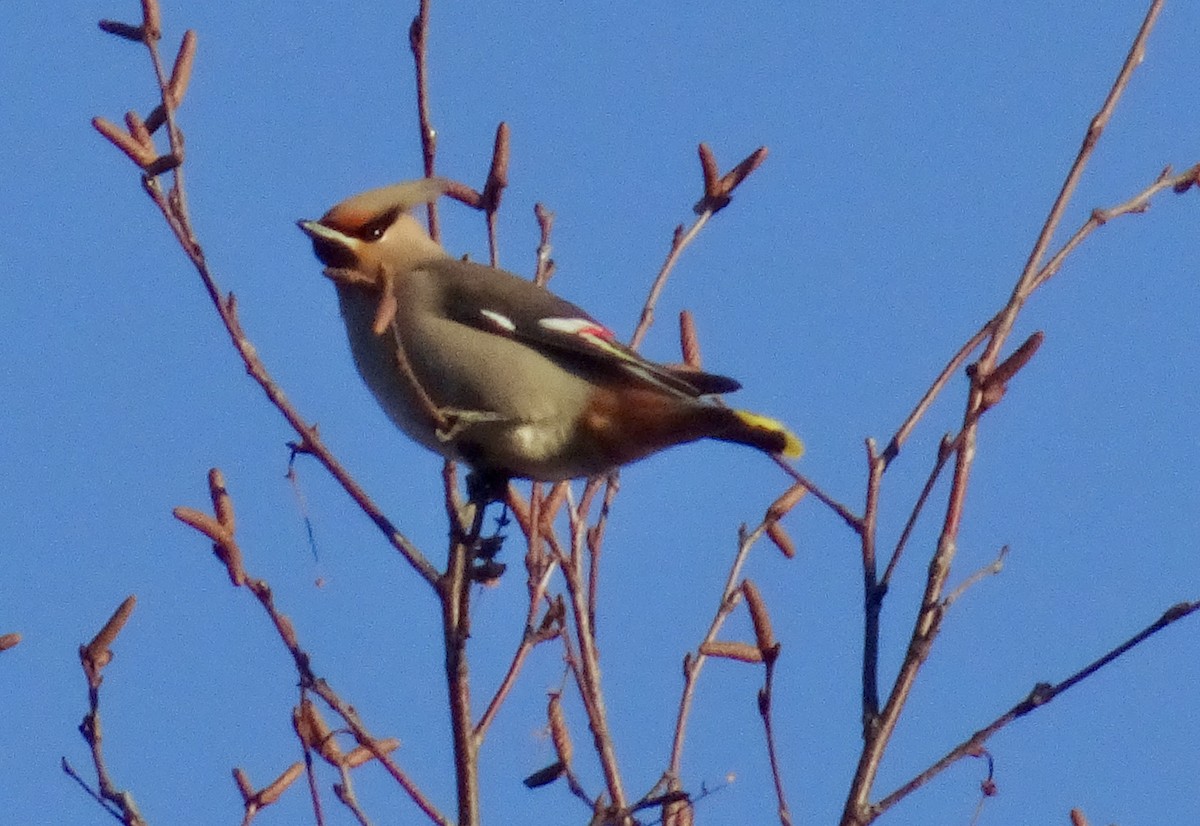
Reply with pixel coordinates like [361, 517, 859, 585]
[297, 177, 802, 482]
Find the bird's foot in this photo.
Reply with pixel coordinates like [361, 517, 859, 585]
[435, 408, 509, 443]
[461, 470, 512, 581]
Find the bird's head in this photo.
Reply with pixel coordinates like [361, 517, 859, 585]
[298, 177, 451, 278]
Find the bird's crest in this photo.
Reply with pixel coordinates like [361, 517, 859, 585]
[321, 177, 452, 233]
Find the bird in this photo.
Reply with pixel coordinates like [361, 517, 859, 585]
[297, 177, 802, 483]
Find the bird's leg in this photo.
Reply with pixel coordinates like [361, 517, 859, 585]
[464, 470, 510, 582]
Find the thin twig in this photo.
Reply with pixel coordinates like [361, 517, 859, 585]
[534, 203, 557, 286]
[630, 216, 711, 350]
[858, 439, 884, 730]
[630, 144, 766, 349]
[872, 599, 1200, 818]
[474, 559, 561, 742]
[760, 656, 792, 826]
[941, 546, 1008, 610]
[742, 581, 792, 826]
[841, 5, 1170, 823]
[65, 595, 147, 826]
[880, 322, 994, 468]
[333, 760, 372, 826]
[92, 7, 440, 588]
[881, 432, 958, 589]
[409, 0, 439, 238]
[1028, 161, 1200, 297]
[175, 471, 452, 826]
[668, 521, 768, 777]
[561, 485, 629, 818]
[773, 463, 862, 530]
[438, 467, 488, 826]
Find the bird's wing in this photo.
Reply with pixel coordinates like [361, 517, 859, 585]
[426, 259, 741, 399]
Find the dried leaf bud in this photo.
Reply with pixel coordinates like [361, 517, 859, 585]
[522, 761, 566, 789]
[740, 579, 777, 654]
[208, 468, 235, 532]
[172, 506, 223, 542]
[232, 767, 254, 800]
[988, 331, 1044, 391]
[699, 640, 763, 664]
[124, 111, 153, 150]
[92, 117, 156, 168]
[484, 122, 511, 207]
[98, 20, 145, 41]
[168, 31, 198, 108]
[719, 146, 769, 195]
[548, 692, 573, 766]
[258, 762, 304, 805]
[344, 738, 400, 768]
[697, 142, 720, 193]
[293, 699, 342, 766]
[765, 521, 796, 559]
[679, 310, 702, 368]
[140, 0, 162, 40]
[765, 482, 807, 521]
[86, 595, 136, 662]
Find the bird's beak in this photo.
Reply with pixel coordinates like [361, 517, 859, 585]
[297, 219, 358, 269]
[297, 219, 336, 242]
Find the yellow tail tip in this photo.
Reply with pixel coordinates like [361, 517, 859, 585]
[733, 410, 805, 459]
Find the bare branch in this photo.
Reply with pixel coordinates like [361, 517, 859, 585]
[873, 599, 1200, 818]
[65, 597, 147, 826]
[942, 546, 1009, 610]
[174, 470, 451, 826]
[409, 0, 439, 238]
[841, 5, 1174, 823]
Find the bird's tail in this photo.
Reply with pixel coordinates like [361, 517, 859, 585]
[716, 409, 804, 459]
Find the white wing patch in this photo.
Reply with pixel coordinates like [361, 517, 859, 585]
[480, 308, 517, 332]
[538, 317, 613, 338]
[539, 316, 695, 397]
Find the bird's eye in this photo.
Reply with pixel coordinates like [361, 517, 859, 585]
[355, 208, 401, 243]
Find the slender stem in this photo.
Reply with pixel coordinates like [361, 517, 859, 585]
[117, 28, 441, 586]
[561, 489, 628, 816]
[840, 5, 1167, 822]
[882, 432, 961, 589]
[440, 485, 486, 826]
[669, 522, 766, 777]
[629, 213, 711, 349]
[759, 656, 793, 826]
[873, 599, 1200, 819]
[409, 0, 440, 239]
[858, 440, 884, 735]
[881, 322, 992, 468]
[441, 556, 478, 826]
[474, 561, 559, 742]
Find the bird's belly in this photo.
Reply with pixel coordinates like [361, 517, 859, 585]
[338, 289, 608, 478]
[463, 417, 612, 481]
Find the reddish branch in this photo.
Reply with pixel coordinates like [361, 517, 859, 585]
[841, 2, 1199, 823]
[92, 7, 440, 589]
[508, 142, 775, 822]
[87, 3, 1200, 825]
[408, 0, 439, 238]
[62, 595, 147, 826]
[872, 599, 1200, 818]
[175, 469, 452, 826]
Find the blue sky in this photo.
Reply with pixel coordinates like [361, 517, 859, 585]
[2, 2, 1198, 824]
